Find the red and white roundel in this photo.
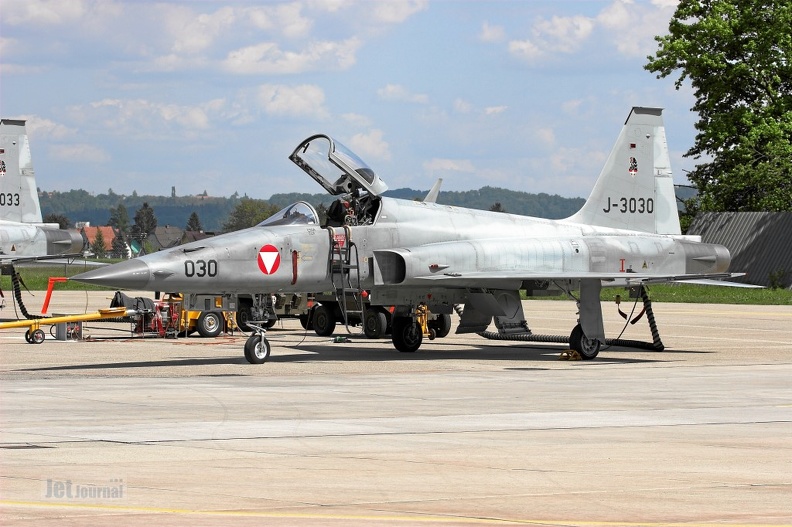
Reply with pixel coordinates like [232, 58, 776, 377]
[257, 245, 281, 275]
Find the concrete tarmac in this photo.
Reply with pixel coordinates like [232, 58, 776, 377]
[1, 291, 791, 526]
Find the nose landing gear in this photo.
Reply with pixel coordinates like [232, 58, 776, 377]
[244, 324, 272, 364]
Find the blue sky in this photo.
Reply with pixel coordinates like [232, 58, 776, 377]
[0, 0, 697, 201]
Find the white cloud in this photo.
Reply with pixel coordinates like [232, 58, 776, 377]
[508, 39, 543, 61]
[65, 98, 223, 137]
[423, 158, 475, 173]
[535, 127, 555, 148]
[453, 98, 472, 114]
[163, 6, 236, 55]
[51, 143, 110, 164]
[534, 15, 595, 53]
[224, 38, 360, 74]
[377, 84, 429, 104]
[347, 129, 391, 161]
[256, 84, 328, 118]
[20, 116, 77, 140]
[479, 21, 505, 43]
[1, 0, 86, 25]
[484, 106, 507, 115]
[370, 0, 428, 24]
[561, 99, 584, 115]
[246, 3, 313, 38]
[597, 0, 676, 58]
[510, 13, 596, 62]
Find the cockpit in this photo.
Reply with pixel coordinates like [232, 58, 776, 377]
[257, 202, 319, 227]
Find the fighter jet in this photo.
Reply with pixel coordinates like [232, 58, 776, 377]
[0, 119, 84, 271]
[73, 107, 737, 363]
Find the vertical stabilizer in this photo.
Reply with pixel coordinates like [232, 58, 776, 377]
[0, 119, 44, 224]
[566, 107, 681, 235]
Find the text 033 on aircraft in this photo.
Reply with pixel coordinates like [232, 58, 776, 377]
[73, 107, 739, 364]
[1, 119, 84, 272]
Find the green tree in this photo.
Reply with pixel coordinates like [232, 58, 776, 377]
[108, 204, 130, 234]
[90, 229, 107, 258]
[43, 213, 70, 229]
[645, 1, 792, 212]
[185, 211, 203, 232]
[133, 202, 158, 235]
[489, 202, 506, 213]
[110, 231, 128, 259]
[222, 198, 278, 232]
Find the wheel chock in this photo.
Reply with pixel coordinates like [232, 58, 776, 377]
[559, 349, 582, 361]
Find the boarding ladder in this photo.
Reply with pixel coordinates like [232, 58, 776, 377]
[327, 226, 364, 331]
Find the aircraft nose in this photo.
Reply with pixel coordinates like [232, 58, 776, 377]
[71, 259, 151, 290]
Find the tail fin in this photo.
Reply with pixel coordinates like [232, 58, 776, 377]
[566, 107, 681, 235]
[0, 119, 44, 224]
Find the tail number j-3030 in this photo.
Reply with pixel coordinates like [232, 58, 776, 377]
[603, 197, 654, 214]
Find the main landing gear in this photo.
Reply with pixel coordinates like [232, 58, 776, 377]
[569, 323, 601, 359]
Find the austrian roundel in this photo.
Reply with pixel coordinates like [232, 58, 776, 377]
[257, 245, 281, 275]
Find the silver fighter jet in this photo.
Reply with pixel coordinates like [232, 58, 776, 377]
[73, 107, 737, 363]
[1, 119, 84, 271]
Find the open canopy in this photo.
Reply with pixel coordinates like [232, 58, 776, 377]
[289, 134, 388, 197]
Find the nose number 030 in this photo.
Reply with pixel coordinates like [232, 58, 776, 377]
[184, 259, 218, 277]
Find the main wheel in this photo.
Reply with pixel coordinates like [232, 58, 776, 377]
[428, 314, 452, 339]
[299, 313, 313, 330]
[264, 317, 278, 329]
[235, 304, 253, 332]
[244, 334, 271, 364]
[569, 324, 600, 360]
[197, 311, 223, 338]
[312, 305, 336, 336]
[391, 317, 423, 353]
[25, 329, 33, 343]
[363, 309, 388, 339]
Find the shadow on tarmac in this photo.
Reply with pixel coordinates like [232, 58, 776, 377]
[13, 335, 710, 372]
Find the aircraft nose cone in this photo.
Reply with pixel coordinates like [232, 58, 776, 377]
[71, 259, 151, 290]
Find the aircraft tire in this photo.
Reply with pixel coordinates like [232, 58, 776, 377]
[265, 317, 278, 329]
[312, 305, 336, 336]
[197, 311, 223, 338]
[428, 314, 452, 339]
[244, 334, 270, 364]
[392, 317, 422, 353]
[363, 309, 387, 339]
[31, 329, 46, 344]
[235, 305, 252, 332]
[569, 324, 600, 360]
[25, 329, 33, 343]
[299, 313, 313, 330]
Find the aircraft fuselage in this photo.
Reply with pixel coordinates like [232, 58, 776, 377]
[79, 196, 729, 302]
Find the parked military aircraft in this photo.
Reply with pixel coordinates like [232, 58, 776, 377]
[73, 107, 737, 363]
[0, 119, 84, 271]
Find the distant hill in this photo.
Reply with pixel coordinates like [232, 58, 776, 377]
[40, 187, 584, 232]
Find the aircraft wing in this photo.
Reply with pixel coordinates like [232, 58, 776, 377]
[0, 253, 86, 268]
[413, 270, 745, 288]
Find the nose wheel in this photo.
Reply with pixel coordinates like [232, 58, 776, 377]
[244, 323, 271, 364]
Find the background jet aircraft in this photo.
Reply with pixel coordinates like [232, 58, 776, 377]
[0, 119, 84, 272]
[74, 107, 736, 363]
